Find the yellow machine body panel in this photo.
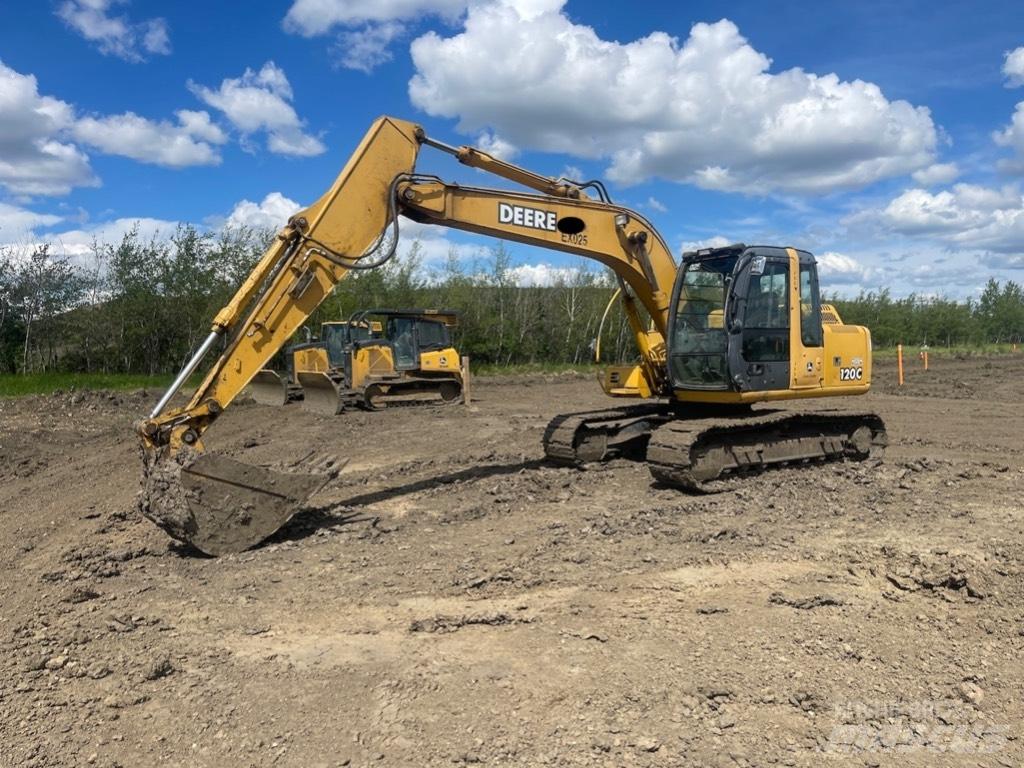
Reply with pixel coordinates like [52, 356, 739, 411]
[293, 347, 330, 374]
[418, 347, 461, 373]
[599, 365, 653, 398]
[351, 345, 397, 386]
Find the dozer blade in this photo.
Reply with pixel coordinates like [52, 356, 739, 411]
[248, 369, 289, 407]
[139, 450, 333, 556]
[297, 371, 343, 416]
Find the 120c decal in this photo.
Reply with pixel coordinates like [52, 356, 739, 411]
[839, 366, 864, 381]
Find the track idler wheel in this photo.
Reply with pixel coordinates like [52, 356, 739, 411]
[438, 380, 463, 404]
[363, 383, 388, 410]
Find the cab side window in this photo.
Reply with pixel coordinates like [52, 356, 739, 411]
[742, 260, 789, 362]
[415, 320, 450, 349]
[799, 264, 824, 348]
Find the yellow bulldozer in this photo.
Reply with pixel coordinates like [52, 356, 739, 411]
[136, 116, 885, 556]
[249, 309, 463, 414]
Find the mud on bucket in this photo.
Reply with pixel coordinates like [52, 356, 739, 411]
[139, 449, 331, 556]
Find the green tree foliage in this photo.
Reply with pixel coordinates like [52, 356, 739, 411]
[1, 228, 1022, 376]
[829, 283, 1024, 348]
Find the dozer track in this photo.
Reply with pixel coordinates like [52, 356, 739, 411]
[646, 411, 887, 491]
[298, 372, 464, 415]
[543, 406, 887, 491]
[360, 377, 463, 411]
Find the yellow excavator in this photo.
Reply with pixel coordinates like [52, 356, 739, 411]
[250, 309, 463, 413]
[136, 116, 885, 556]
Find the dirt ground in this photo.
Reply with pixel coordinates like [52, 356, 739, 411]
[1, 355, 1022, 767]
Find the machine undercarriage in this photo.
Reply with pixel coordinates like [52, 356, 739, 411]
[543, 405, 886, 491]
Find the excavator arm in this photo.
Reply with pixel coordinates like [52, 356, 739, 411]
[138, 116, 680, 555]
[139, 116, 423, 452]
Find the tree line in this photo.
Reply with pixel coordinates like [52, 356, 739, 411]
[1, 225, 1022, 376]
[828, 283, 1024, 348]
[0, 226, 635, 375]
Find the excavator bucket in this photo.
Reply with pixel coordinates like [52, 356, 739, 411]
[297, 371, 344, 415]
[139, 449, 334, 556]
[248, 369, 289, 407]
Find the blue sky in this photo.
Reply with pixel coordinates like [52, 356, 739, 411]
[2, 0, 1024, 296]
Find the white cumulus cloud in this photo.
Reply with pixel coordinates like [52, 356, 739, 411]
[283, 0, 468, 36]
[507, 262, 588, 287]
[408, 4, 938, 194]
[189, 62, 326, 157]
[816, 251, 873, 286]
[1004, 46, 1024, 88]
[225, 192, 302, 230]
[332, 22, 405, 73]
[32, 216, 181, 259]
[851, 183, 1024, 263]
[680, 236, 732, 253]
[0, 61, 238, 196]
[994, 101, 1024, 173]
[56, 0, 171, 62]
[285, 0, 471, 73]
[72, 110, 226, 167]
[0, 203, 62, 238]
[475, 130, 517, 160]
[0, 61, 96, 196]
[996, 47, 1024, 172]
[911, 162, 960, 187]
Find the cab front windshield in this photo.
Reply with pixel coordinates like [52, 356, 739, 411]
[671, 255, 736, 388]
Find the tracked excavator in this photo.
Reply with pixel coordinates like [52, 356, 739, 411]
[136, 116, 886, 556]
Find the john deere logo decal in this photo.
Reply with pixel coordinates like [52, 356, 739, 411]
[499, 202, 557, 232]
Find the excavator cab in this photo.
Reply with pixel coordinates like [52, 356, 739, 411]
[667, 244, 871, 400]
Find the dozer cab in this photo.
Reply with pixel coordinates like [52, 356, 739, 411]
[249, 309, 463, 413]
[136, 116, 886, 556]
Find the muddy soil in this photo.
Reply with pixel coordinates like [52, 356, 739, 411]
[1, 356, 1022, 767]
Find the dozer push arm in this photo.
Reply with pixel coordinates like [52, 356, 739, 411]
[139, 116, 423, 451]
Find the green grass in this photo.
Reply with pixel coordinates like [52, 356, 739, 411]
[0, 372, 179, 398]
[471, 361, 602, 377]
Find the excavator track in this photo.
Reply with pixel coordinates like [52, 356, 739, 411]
[646, 411, 887, 492]
[542, 404, 673, 465]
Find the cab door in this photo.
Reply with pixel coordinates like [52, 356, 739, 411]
[727, 251, 791, 391]
[387, 316, 419, 371]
